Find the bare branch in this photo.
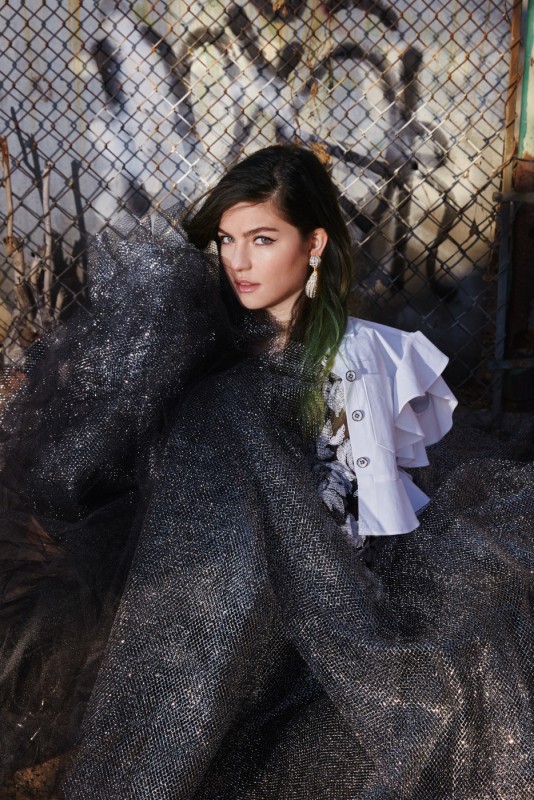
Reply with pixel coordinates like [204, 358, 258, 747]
[54, 286, 66, 320]
[1, 135, 25, 279]
[12, 282, 39, 346]
[0, 136, 13, 243]
[42, 160, 53, 315]
[28, 248, 43, 289]
[0, 298, 12, 344]
[13, 281, 34, 318]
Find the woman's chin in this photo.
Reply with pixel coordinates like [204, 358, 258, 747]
[235, 294, 266, 311]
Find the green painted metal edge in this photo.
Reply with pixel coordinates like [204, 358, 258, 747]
[519, 0, 534, 156]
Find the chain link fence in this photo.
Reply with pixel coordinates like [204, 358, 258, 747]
[0, 0, 513, 410]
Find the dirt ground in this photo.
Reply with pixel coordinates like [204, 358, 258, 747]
[0, 758, 62, 800]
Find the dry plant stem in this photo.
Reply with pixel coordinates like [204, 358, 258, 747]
[1, 136, 13, 242]
[1, 135, 25, 278]
[26, 247, 44, 333]
[28, 249, 43, 289]
[54, 286, 66, 320]
[13, 282, 35, 322]
[5, 296, 38, 349]
[42, 161, 53, 321]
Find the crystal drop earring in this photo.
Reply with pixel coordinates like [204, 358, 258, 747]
[305, 254, 321, 299]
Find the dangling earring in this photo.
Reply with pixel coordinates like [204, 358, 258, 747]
[305, 254, 321, 299]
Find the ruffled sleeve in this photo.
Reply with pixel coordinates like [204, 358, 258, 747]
[393, 330, 457, 468]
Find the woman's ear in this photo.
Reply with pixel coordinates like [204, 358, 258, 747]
[309, 228, 328, 258]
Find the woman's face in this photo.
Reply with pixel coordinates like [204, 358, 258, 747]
[218, 199, 327, 324]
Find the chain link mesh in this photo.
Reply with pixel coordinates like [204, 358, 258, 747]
[0, 0, 512, 409]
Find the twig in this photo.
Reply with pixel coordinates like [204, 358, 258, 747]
[28, 248, 42, 289]
[13, 282, 33, 318]
[1, 139, 70, 364]
[54, 286, 66, 320]
[1, 136, 13, 242]
[42, 161, 53, 317]
[12, 281, 38, 346]
[1, 135, 25, 279]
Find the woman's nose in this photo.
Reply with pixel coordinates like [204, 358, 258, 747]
[229, 242, 251, 272]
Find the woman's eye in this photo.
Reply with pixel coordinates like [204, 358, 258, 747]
[218, 235, 233, 244]
[254, 236, 274, 245]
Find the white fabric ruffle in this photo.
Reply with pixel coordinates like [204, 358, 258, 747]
[334, 319, 457, 537]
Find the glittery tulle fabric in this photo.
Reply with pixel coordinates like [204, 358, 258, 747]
[0, 208, 228, 778]
[1, 209, 533, 798]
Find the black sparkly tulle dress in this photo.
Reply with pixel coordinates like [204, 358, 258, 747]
[1, 208, 533, 799]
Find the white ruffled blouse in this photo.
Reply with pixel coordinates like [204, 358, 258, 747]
[318, 318, 457, 538]
[314, 372, 364, 547]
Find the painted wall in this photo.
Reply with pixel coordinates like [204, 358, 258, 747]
[0, 0, 511, 384]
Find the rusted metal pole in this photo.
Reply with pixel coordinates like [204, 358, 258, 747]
[492, 1, 534, 417]
[492, 2, 524, 419]
[506, 0, 534, 409]
[502, 1, 523, 193]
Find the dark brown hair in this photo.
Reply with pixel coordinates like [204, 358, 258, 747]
[183, 144, 353, 369]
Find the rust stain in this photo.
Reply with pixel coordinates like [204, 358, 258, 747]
[514, 156, 534, 190]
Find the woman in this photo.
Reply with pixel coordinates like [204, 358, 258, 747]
[1, 146, 533, 799]
[183, 146, 456, 543]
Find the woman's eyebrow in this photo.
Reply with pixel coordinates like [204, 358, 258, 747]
[217, 226, 279, 237]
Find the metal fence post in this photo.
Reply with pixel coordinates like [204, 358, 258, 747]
[502, 0, 534, 411]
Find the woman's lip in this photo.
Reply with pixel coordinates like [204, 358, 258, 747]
[235, 280, 260, 292]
